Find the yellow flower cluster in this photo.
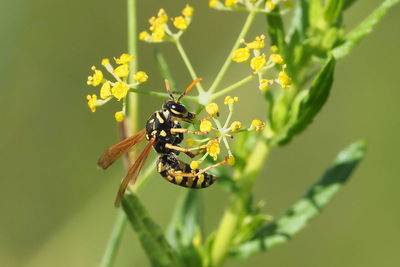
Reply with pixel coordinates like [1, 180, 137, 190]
[85, 53, 149, 121]
[209, 0, 288, 13]
[232, 35, 292, 90]
[139, 5, 194, 43]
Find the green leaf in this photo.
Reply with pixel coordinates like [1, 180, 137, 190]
[271, 56, 336, 146]
[230, 140, 367, 259]
[122, 194, 182, 267]
[166, 190, 203, 267]
[155, 49, 177, 90]
[324, 0, 344, 26]
[343, 0, 357, 10]
[332, 0, 399, 59]
[266, 6, 287, 62]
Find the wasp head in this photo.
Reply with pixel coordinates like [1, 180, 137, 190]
[163, 100, 195, 122]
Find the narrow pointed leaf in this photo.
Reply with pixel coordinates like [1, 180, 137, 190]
[230, 140, 367, 259]
[266, 6, 287, 61]
[122, 194, 182, 267]
[333, 0, 399, 59]
[155, 50, 177, 90]
[271, 56, 336, 146]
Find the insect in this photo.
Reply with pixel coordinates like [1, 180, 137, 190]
[98, 78, 227, 207]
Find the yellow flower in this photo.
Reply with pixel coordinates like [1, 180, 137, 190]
[266, 0, 275, 12]
[134, 71, 149, 83]
[206, 103, 219, 116]
[200, 120, 213, 132]
[86, 94, 97, 112]
[173, 16, 188, 30]
[207, 140, 220, 160]
[247, 35, 265, 50]
[259, 79, 273, 92]
[151, 26, 166, 41]
[182, 4, 194, 18]
[230, 121, 242, 132]
[224, 96, 239, 105]
[186, 138, 198, 147]
[225, 0, 238, 7]
[250, 54, 266, 71]
[100, 82, 111, 99]
[270, 54, 284, 64]
[277, 70, 292, 88]
[190, 160, 199, 170]
[114, 53, 134, 65]
[251, 119, 265, 132]
[157, 8, 168, 24]
[87, 66, 103, 86]
[232, 47, 250, 63]
[270, 45, 278, 52]
[113, 64, 129, 78]
[101, 58, 110, 66]
[209, 0, 219, 7]
[139, 31, 149, 41]
[227, 156, 236, 166]
[112, 82, 129, 100]
[115, 111, 124, 122]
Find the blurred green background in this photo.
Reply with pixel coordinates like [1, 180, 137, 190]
[1, 1, 399, 266]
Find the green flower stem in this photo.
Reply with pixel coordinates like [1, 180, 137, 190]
[211, 132, 271, 267]
[208, 11, 257, 94]
[130, 88, 198, 102]
[211, 74, 255, 100]
[175, 39, 205, 93]
[99, 210, 128, 267]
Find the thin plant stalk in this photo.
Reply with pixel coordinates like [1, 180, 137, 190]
[211, 74, 255, 100]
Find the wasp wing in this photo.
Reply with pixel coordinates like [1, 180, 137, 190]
[97, 129, 146, 170]
[114, 137, 155, 207]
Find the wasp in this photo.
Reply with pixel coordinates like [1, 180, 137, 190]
[98, 78, 227, 207]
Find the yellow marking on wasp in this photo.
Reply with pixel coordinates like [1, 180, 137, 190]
[151, 130, 157, 136]
[158, 162, 166, 172]
[149, 118, 154, 123]
[156, 112, 164, 123]
[170, 109, 181, 115]
[175, 175, 183, 184]
[167, 175, 174, 181]
[160, 130, 167, 137]
[187, 178, 194, 187]
[197, 174, 205, 186]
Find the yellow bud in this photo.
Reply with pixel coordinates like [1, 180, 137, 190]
[134, 71, 148, 83]
[259, 79, 273, 92]
[225, 0, 238, 7]
[139, 31, 149, 40]
[115, 111, 124, 122]
[278, 70, 292, 88]
[190, 161, 199, 170]
[112, 82, 129, 101]
[265, 0, 275, 12]
[246, 35, 265, 50]
[250, 54, 266, 71]
[206, 103, 219, 116]
[101, 58, 110, 66]
[227, 156, 236, 166]
[270, 54, 284, 64]
[151, 26, 165, 41]
[200, 120, 213, 132]
[113, 64, 129, 78]
[182, 4, 194, 18]
[86, 94, 97, 112]
[230, 121, 242, 132]
[207, 140, 220, 161]
[224, 96, 239, 105]
[173, 16, 188, 30]
[114, 53, 134, 65]
[87, 67, 103, 86]
[270, 45, 278, 52]
[251, 119, 265, 132]
[100, 82, 111, 99]
[209, 0, 219, 7]
[232, 47, 250, 63]
[157, 9, 168, 24]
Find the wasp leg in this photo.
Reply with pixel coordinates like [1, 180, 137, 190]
[170, 128, 208, 136]
[165, 143, 208, 152]
[200, 115, 213, 122]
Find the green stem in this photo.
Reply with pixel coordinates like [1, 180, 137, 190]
[211, 132, 271, 267]
[175, 39, 205, 93]
[211, 74, 255, 100]
[208, 11, 257, 93]
[99, 210, 128, 267]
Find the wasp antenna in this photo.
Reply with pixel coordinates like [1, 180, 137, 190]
[178, 78, 203, 101]
[164, 79, 174, 100]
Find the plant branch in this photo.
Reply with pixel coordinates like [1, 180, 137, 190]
[211, 74, 255, 100]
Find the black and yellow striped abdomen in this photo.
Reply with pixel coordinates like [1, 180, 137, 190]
[157, 154, 216, 189]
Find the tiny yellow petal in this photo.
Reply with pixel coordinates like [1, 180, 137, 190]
[277, 71, 292, 88]
[86, 94, 97, 112]
[206, 140, 220, 161]
[250, 54, 266, 71]
[190, 161, 199, 170]
[230, 121, 242, 132]
[173, 16, 188, 30]
[112, 82, 129, 101]
[115, 111, 124, 122]
[139, 31, 149, 40]
[270, 54, 284, 64]
[246, 35, 265, 50]
[265, 1, 275, 12]
[115, 53, 134, 65]
[209, 0, 219, 8]
[206, 103, 219, 116]
[100, 82, 111, 99]
[270, 45, 278, 52]
[101, 58, 110, 66]
[87, 67, 103, 86]
[232, 48, 250, 63]
[157, 9, 168, 24]
[225, 0, 238, 7]
[251, 119, 265, 132]
[200, 120, 213, 132]
[134, 71, 149, 83]
[227, 156, 236, 166]
[113, 64, 129, 78]
[182, 4, 194, 18]
[224, 96, 239, 105]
